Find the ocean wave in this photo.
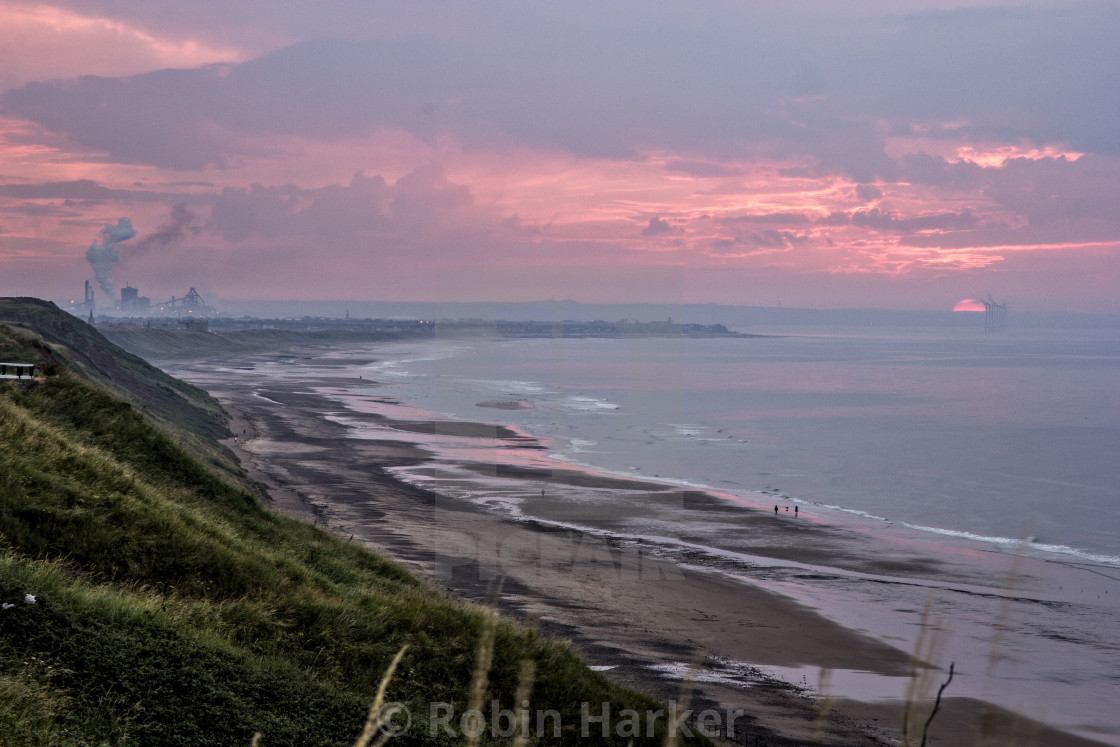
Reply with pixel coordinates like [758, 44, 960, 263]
[663, 423, 742, 446]
[363, 359, 420, 378]
[669, 423, 703, 437]
[567, 438, 599, 452]
[546, 452, 722, 493]
[786, 500, 1120, 567]
[564, 395, 620, 411]
[899, 522, 1120, 567]
[814, 503, 891, 523]
[457, 377, 552, 395]
[362, 344, 471, 377]
[250, 391, 286, 407]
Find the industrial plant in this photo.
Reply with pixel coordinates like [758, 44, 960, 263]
[67, 282, 216, 320]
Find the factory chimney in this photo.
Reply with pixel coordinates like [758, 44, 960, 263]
[83, 280, 95, 315]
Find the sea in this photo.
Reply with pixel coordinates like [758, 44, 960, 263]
[204, 323, 1120, 742]
[339, 327, 1120, 564]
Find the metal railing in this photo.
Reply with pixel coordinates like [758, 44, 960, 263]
[0, 362, 35, 379]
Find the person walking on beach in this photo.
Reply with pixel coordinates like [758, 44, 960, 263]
[794, 506, 798, 516]
[774, 505, 778, 515]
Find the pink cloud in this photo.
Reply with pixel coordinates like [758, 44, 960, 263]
[0, 3, 1118, 312]
[0, 3, 246, 91]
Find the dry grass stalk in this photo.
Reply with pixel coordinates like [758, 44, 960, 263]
[353, 645, 409, 747]
[510, 658, 537, 747]
[465, 608, 499, 747]
[977, 539, 1033, 746]
[901, 595, 944, 746]
[811, 666, 836, 742]
[918, 662, 954, 747]
[663, 657, 700, 747]
[986, 543, 1026, 678]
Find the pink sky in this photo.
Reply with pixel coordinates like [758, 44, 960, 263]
[0, 1, 1117, 311]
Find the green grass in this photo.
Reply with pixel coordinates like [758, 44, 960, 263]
[0, 298, 240, 494]
[1, 303, 705, 746]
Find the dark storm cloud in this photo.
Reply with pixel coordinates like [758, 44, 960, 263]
[3, 3, 1116, 172]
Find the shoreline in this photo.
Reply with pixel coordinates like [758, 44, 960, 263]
[162, 349, 1116, 746]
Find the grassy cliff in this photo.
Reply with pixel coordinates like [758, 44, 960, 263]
[0, 300, 703, 746]
[0, 299, 228, 440]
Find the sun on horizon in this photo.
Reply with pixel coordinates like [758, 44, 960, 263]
[953, 298, 986, 312]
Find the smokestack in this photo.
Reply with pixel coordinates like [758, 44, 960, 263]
[86, 218, 136, 297]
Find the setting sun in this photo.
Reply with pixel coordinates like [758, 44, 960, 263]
[953, 298, 986, 312]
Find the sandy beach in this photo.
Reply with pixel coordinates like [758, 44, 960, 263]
[162, 349, 1114, 747]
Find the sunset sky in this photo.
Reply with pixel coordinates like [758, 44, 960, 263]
[0, 1, 1117, 311]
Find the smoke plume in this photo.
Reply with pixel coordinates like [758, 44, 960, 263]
[84, 207, 199, 297]
[134, 205, 198, 254]
[86, 218, 136, 296]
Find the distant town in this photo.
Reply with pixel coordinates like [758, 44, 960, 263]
[94, 312, 751, 339]
[63, 280, 750, 338]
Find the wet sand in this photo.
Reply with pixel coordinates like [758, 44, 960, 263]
[166, 354, 1112, 747]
